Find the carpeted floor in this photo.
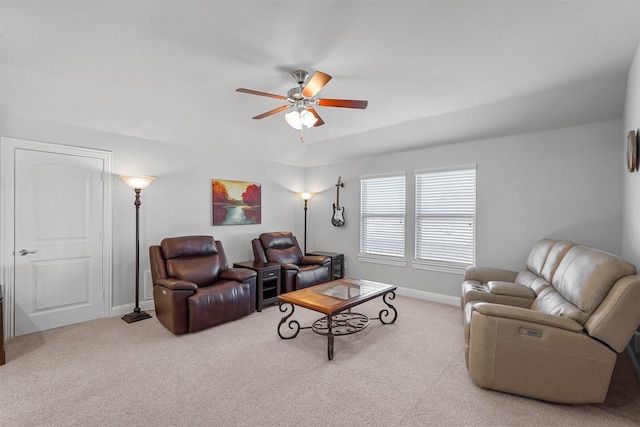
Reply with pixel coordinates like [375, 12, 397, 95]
[1, 295, 638, 426]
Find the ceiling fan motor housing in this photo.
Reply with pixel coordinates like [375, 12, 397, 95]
[287, 87, 304, 101]
[292, 70, 309, 85]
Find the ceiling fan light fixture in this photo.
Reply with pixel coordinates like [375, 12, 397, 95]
[300, 109, 318, 128]
[285, 109, 318, 129]
[285, 110, 303, 129]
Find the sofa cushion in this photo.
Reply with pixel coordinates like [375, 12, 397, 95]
[514, 269, 539, 287]
[531, 287, 586, 323]
[539, 241, 574, 282]
[514, 270, 551, 295]
[525, 239, 555, 276]
[551, 246, 636, 318]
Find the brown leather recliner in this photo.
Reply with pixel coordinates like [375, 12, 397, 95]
[252, 231, 331, 293]
[149, 235, 257, 335]
[462, 239, 640, 404]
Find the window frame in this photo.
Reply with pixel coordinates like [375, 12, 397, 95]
[412, 165, 477, 274]
[358, 172, 407, 267]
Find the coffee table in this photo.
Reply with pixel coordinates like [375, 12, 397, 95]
[277, 278, 397, 360]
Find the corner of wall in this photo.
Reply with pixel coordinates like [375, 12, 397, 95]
[622, 41, 640, 266]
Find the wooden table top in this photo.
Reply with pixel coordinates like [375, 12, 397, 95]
[277, 278, 396, 316]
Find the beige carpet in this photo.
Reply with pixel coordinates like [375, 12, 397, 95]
[1, 295, 639, 426]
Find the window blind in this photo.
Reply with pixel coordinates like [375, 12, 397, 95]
[415, 166, 476, 270]
[360, 174, 406, 259]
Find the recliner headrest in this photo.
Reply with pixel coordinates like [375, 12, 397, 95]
[259, 232, 296, 249]
[161, 235, 218, 259]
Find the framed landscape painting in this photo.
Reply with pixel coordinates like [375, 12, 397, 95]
[212, 179, 261, 225]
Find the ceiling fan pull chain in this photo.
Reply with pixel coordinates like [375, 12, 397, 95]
[300, 128, 304, 143]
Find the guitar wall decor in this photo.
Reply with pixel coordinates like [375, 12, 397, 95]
[332, 176, 345, 227]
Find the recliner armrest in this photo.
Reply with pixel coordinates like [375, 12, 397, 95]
[464, 266, 518, 284]
[221, 268, 257, 283]
[155, 278, 198, 291]
[471, 302, 584, 332]
[300, 255, 330, 266]
[281, 263, 300, 272]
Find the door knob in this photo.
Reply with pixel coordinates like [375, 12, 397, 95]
[18, 249, 37, 256]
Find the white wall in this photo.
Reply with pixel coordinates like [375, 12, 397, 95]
[306, 119, 623, 298]
[2, 117, 306, 306]
[623, 42, 640, 267]
[2, 56, 631, 307]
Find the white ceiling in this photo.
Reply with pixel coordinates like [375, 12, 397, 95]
[2, 0, 640, 167]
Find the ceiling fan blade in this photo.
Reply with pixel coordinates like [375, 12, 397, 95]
[302, 71, 332, 98]
[317, 98, 368, 109]
[252, 105, 290, 119]
[236, 88, 287, 100]
[307, 108, 325, 127]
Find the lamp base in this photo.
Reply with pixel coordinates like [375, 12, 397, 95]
[121, 310, 152, 323]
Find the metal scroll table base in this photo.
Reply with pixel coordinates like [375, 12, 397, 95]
[277, 291, 397, 360]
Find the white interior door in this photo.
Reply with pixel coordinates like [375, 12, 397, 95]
[14, 148, 106, 336]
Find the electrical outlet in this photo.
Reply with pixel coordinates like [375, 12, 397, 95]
[144, 270, 153, 300]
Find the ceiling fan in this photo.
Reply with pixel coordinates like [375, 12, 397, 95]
[236, 70, 368, 133]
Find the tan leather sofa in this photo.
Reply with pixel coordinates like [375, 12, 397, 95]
[462, 239, 640, 403]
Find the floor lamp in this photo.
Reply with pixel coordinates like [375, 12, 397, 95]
[300, 192, 313, 254]
[120, 175, 155, 323]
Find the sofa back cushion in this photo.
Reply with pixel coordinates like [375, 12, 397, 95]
[539, 241, 574, 282]
[532, 246, 636, 324]
[516, 239, 574, 294]
[259, 232, 302, 265]
[161, 236, 223, 287]
[525, 239, 555, 276]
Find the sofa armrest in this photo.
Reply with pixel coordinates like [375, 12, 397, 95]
[471, 302, 583, 332]
[585, 275, 640, 352]
[221, 267, 257, 283]
[300, 255, 330, 266]
[464, 266, 518, 284]
[487, 281, 536, 299]
[155, 278, 198, 292]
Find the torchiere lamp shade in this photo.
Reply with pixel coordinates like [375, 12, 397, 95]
[120, 175, 155, 190]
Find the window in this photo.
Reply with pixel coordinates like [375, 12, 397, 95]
[414, 166, 476, 273]
[359, 173, 406, 266]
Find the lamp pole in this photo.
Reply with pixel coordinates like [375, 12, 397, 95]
[300, 192, 313, 254]
[120, 175, 155, 323]
[303, 198, 308, 254]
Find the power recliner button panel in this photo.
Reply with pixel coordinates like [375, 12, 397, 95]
[519, 327, 542, 338]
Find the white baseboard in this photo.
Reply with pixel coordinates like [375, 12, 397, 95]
[396, 286, 461, 307]
[110, 299, 155, 317]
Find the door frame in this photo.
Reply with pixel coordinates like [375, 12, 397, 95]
[1, 137, 113, 339]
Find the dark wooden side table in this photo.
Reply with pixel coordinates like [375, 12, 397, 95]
[233, 261, 281, 312]
[306, 251, 344, 280]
